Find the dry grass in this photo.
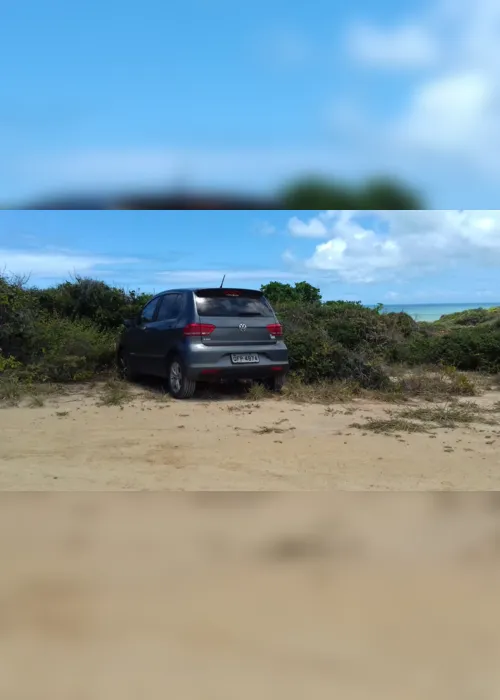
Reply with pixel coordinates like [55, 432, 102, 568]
[245, 382, 270, 401]
[151, 388, 172, 402]
[277, 368, 480, 406]
[0, 366, 491, 418]
[0, 376, 60, 408]
[0, 375, 23, 406]
[28, 393, 46, 408]
[388, 366, 478, 400]
[398, 401, 490, 428]
[282, 376, 362, 404]
[97, 379, 133, 407]
[351, 398, 499, 436]
[350, 417, 431, 434]
[253, 424, 295, 435]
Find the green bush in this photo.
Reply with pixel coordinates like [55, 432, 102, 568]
[31, 315, 116, 382]
[277, 301, 417, 371]
[261, 281, 322, 306]
[0, 353, 23, 374]
[433, 306, 500, 329]
[426, 329, 500, 373]
[279, 306, 390, 389]
[287, 333, 389, 388]
[33, 276, 151, 331]
[391, 326, 500, 373]
[0, 274, 41, 363]
[435, 308, 490, 327]
[1, 273, 134, 383]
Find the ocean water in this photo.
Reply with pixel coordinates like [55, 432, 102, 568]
[375, 303, 500, 323]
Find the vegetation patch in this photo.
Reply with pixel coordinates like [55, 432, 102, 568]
[398, 402, 489, 428]
[350, 417, 431, 434]
[351, 399, 498, 436]
[1, 274, 499, 408]
[97, 379, 133, 407]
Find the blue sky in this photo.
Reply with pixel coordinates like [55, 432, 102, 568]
[1, 209, 499, 304]
[2, 0, 500, 206]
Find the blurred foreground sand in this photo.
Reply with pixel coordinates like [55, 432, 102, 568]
[1, 493, 500, 699]
[1, 390, 500, 489]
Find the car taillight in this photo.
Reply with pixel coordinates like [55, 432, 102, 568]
[183, 323, 216, 337]
[266, 323, 283, 336]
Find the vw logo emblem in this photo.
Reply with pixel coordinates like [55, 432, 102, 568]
[238, 323, 247, 331]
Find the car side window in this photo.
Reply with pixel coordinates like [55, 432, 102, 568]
[157, 293, 182, 322]
[140, 297, 160, 323]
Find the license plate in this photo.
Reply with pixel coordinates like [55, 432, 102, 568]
[231, 353, 260, 364]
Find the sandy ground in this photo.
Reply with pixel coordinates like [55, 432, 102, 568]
[1, 386, 500, 489]
[1, 493, 500, 699]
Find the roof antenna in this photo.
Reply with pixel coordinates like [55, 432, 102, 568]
[220, 274, 226, 288]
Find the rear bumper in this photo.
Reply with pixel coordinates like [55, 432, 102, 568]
[187, 362, 289, 382]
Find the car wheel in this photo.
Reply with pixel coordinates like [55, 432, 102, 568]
[117, 349, 138, 381]
[167, 356, 196, 399]
[266, 373, 286, 393]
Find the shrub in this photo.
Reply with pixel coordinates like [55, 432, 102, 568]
[261, 281, 322, 306]
[0, 353, 23, 374]
[393, 327, 500, 373]
[283, 326, 390, 389]
[30, 315, 116, 382]
[433, 306, 500, 329]
[0, 274, 41, 362]
[34, 277, 151, 331]
[1, 273, 134, 383]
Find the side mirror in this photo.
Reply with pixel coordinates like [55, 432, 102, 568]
[123, 318, 135, 328]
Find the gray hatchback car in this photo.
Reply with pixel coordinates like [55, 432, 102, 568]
[117, 287, 289, 398]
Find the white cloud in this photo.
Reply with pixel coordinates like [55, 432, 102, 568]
[341, 0, 500, 186]
[287, 215, 328, 238]
[291, 210, 500, 283]
[346, 24, 439, 68]
[0, 248, 139, 280]
[395, 71, 495, 155]
[0, 248, 296, 290]
[155, 269, 295, 285]
[255, 221, 277, 236]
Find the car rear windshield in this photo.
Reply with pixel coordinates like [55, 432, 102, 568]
[195, 289, 274, 317]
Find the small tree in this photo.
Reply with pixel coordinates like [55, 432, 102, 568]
[260, 281, 322, 306]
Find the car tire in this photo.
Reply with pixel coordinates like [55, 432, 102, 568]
[117, 349, 138, 381]
[266, 373, 286, 393]
[167, 356, 197, 399]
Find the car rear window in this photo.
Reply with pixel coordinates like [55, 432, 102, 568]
[195, 289, 274, 317]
